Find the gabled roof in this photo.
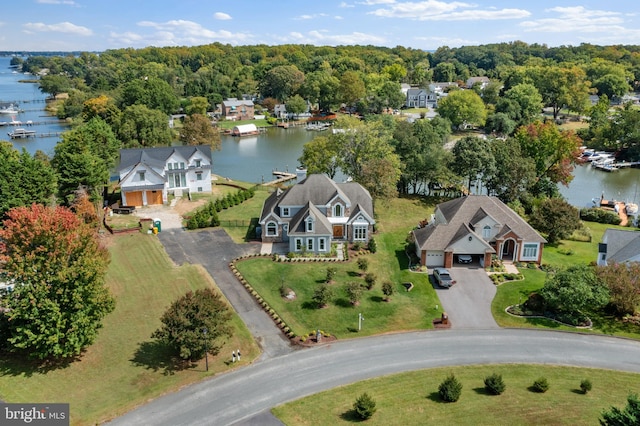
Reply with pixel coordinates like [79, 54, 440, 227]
[288, 202, 333, 236]
[119, 145, 212, 173]
[601, 229, 640, 264]
[223, 98, 254, 107]
[414, 195, 545, 251]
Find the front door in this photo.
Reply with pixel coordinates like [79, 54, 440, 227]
[501, 239, 515, 260]
[333, 225, 344, 239]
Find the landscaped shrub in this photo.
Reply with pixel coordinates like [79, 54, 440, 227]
[438, 374, 463, 402]
[367, 237, 377, 253]
[357, 258, 369, 274]
[312, 283, 333, 308]
[580, 379, 592, 394]
[579, 207, 622, 225]
[326, 266, 337, 283]
[364, 273, 376, 290]
[484, 373, 506, 395]
[382, 281, 394, 301]
[353, 393, 376, 420]
[532, 377, 549, 393]
[345, 281, 364, 305]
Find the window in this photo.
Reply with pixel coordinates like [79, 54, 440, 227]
[168, 163, 173, 170]
[197, 187, 202, 192]
[295, 239, 302, 250]
[195, 159, 201, 167]
[307, 218, 313, 232]
[138, 171, 145, 181]
[319, 238, 325, 251]
[196, 172, 203, 181]
[482, 225, 491, 238]
[266, 222, 277, 236]
[168, 173, 186, 188]
[334, 204, 342, 217]
[282, 207, 289, 217]
[522, 243, 538, 258]
[307, 239, 314, 251]
[354, 225, 367, 240]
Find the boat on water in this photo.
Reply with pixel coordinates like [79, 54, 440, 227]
[0, 103, 21, 114]
[7, 128, 36, 139]
[626, 203, 639, 215]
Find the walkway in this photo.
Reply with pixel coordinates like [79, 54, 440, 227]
[109, 329, 640, 426]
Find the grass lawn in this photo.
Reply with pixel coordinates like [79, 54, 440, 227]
[0, 233, 259, 426]
[235, 196, 442, 338]
[272, 364, 640, 425]
[493, 220, 640, 338]
[217, 185, 272, 243]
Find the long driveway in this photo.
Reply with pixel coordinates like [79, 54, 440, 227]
[158, 228, 294, 360]
[110, 328, 640, 426]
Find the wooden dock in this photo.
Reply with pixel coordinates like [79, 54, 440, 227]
[262, 171, 297, 186]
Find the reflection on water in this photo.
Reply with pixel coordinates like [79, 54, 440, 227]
[559, 164, 640, 207]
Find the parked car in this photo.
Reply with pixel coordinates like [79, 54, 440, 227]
[457, 254, 472, 264]
[433, 267, 454, 288]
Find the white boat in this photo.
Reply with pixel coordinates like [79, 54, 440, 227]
[626, 203, 639, 215]
[7, 128, 36, 139]
[0, 103, 21, 114]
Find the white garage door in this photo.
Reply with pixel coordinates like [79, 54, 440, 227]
[425, 251, 444, 268]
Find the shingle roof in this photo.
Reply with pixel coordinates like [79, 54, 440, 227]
[119, 145, 211, 172]
[288, 202, 333, 236]
[602, 229, 640, 263]
[414, 195, 545, 251]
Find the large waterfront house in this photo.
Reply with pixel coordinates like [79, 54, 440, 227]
[412, 195, 546, 268]
[259, 174, 375, 254]
[405, 87, 438, 108]
[221, 98, 254, 121]
[118, 145, 212, 207]
[597, 228, 640, 266]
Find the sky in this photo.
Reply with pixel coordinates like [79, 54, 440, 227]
[0, 0, 639, 52]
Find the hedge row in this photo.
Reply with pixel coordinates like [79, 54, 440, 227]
[186, 187, 256, 230]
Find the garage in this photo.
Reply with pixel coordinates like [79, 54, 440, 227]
[124, 191, 143, 207]
[145, 190, 163, 205]
[453, 254, 479, 267]
[424, 251, 445, 268]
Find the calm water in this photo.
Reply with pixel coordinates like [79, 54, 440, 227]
[3, 55, 640, 205]
[0, 56, 68, 156]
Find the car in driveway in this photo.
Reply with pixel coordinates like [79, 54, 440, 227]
[433, 267, 454, 288]
[457, 254, 473, 264]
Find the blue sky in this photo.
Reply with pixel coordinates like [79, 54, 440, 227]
[1, 0, 639, 52]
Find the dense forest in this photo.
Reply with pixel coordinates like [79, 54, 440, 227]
[2, 41, 640, 220]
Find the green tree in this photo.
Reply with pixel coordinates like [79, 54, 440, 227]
[433, 62, 456, 82]
[502, 83, 543, 126]
[600, 393, 640, 425]
[593, 74, 630, 100]
[382, 281, 394, 301]
[312, 283, 333, 308]
[179, 113, 221, 150]
[485, 138, 536, 203]
[118, 104, 172, 147]
[353, 392, 377, 420]
[539, 265, 609, 318]
[437, 89, 487, 129]
[596, 262, 640, 317]
[382, 63, 407, 82]
[529, 198, 581, 244]
[260, 65, 305, 102]
[285, 94, 307, 118]
[451, 136, 495, 193]
[185, 96, 210, 116]
[484, 373, 506, 395]
[345, 282, 364, 305]
[0, 204, 114, 360]
[439, 374, 463, 402]
[485, 112, 517, 136]
[298, 135, 340, 179]
[0, 143, 57, 219]
[531, 65, 591, 118]
[152, 288, 232, 361]
[82, 94, 121, 126]
[38, 74, 72, 99]
[339, 70, 366, 110]
[300, 70, 339, 112]
[120, 76, 179, 115]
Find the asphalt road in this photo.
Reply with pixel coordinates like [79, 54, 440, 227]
[109, 329, 640, 426]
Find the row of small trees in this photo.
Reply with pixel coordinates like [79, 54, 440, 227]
[314, 263, 395, 308]
[186, 187, 255, 230]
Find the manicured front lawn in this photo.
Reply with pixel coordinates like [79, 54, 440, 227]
[0, 233, 258, 425]
[272, 364, 640, 425]
[235, 196, 442, 338]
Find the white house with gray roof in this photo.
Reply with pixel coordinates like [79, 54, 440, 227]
[597, 228, 640, 266]
[259, 174, 375, 254]
[118, 145, 212, 207]
[412, 195, 546, 268]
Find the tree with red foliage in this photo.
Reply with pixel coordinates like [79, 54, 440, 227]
[0, 204, 114, 360]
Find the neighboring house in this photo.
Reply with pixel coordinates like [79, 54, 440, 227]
[118, 145, 212, 207]
[221, 98, 254, 121]
[259, 173, 375, 254]
[412, 195, 546, 268]
[597, 228, 640, 266]
[405, 87, 438, 108]
[466, 76, 490, 89]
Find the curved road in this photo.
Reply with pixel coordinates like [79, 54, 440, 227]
[110, 329, 640, 426]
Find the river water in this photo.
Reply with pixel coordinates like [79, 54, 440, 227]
[3, 55, 639, 207]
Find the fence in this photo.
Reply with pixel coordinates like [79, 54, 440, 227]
[220, 220, 252, 227]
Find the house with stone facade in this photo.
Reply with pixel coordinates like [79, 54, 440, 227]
[259, 174, 375, 254]
[412, 195, 546, 268]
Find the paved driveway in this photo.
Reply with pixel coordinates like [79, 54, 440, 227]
[158, 228, 294, 360]
[434, 265, 499, 329]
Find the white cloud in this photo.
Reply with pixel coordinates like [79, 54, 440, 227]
[23, 21, 93, 36]
[112, 20, 253, 47]
[295, 13, 329, 20]
[339, 1, 355, 7]
[278, 30, 386, 46]
[214, 12, 232, 20]
[36, 0, 78, 4]
[520, 6, 625, 33]
[358, 0, 396, 4]
[414, 35, 477, 47]
[368, 1, 530, 21]
[335, 15, 344, 20]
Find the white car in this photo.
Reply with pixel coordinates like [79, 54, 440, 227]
[433, 267, 454, 288]
[457, 254, 473, 264]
